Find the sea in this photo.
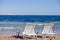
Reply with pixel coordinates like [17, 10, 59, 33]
[0, 15, 60, 35]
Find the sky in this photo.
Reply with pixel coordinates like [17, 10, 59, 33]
[0, 0, 60, 15]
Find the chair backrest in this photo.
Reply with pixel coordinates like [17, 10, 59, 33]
[42, 23, 55, 35]
[23, 23, 36, 35]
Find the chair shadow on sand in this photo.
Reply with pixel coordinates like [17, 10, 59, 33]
[10, 32, 23, 39]
[11, 35, 23, 39]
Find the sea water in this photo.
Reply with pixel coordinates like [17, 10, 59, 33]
[0, 15, 60, 35]
[0, 21, 60, 35]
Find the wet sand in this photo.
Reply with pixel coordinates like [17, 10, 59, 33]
[0, 35, 60, 40]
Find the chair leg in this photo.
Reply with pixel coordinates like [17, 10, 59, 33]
[33, 35, 37, 39]
[35, 35, 37, 38]
[23, 35, 25, 40]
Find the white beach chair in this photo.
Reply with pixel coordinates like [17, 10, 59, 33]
[42, 23, 55, 37]
[22, 23, 36, 38]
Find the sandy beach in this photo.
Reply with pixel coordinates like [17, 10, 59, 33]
[0, 35, 60, 40]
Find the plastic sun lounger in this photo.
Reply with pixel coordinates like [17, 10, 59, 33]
[42, 23, 55, 37]
[22, 23, 37, 39]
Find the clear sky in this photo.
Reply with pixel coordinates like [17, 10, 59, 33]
[0, 0, 60, 15]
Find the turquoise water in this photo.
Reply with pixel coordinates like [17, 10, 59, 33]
[0, 22, 60, 35]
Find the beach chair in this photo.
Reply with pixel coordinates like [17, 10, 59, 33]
[42, 23, 55, 38]
[22, 23, 37, 39]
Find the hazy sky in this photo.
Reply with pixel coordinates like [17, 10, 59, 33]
[0, 0, 60, 15]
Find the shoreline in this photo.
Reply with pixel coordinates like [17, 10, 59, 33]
[0, 35, 60, 40]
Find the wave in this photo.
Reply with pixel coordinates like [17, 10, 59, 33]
[0, 27, 14, 29]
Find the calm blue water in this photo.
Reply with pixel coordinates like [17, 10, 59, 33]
[0, 15, 60, 35]
[0, 15, 60, 22]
